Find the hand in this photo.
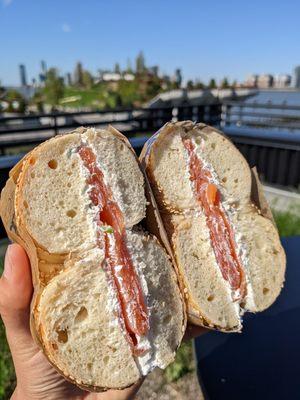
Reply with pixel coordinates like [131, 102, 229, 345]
[0, 244, 143, 400]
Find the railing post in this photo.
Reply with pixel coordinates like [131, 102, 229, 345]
[172, 107, 178, 122]
[238, 104, 243, 126]
[204, 106, 210, 123]
[53, 114, 58, 136]
[221, 103, 231, 128]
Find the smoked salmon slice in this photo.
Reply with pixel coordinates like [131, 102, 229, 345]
[183, 138, 246, 298]
[79, 146, 149, 350]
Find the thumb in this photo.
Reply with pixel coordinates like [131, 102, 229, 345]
[0, 243, 37, 362]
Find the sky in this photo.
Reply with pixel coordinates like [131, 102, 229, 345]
[1, 0, 300, 86]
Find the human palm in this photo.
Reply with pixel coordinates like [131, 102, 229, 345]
[0, 244, 142, 400]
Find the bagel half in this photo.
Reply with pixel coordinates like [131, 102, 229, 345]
[140, 121, 286, 332]
[0, 126, 186, 391]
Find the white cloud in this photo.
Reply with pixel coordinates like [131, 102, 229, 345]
[2, 0, 13, 7]
[62, 23, 71, 33]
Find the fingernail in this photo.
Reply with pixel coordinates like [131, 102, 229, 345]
[3, 244, 14, 280]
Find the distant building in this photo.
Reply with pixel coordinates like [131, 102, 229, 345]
[174, 68, 182, 88]
[257, 74, 274, 88]
[66, 72, 72, 86]
[245, 74, 258, 87]
[19, 64, 27, 87]
[102, 72, 122, 82]
[123, 73, 134, 81]
[148, 66, 159, 77]
[41, 60, 47, 74]
[100, 72, 134, 82]
[294, 66, 300, 89]
[274, 74, 292, 88]
[39, 60, 47, 84]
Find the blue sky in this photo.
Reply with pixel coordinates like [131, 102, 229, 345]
[1, 0, 300, 85]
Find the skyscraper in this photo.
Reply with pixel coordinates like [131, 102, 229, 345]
[41, 60, 47, 74]
[294, 66, 300, 89]
[19, 64, 27, 86]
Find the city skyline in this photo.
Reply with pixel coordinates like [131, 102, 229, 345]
[6, 60, 299, 90]
[1, 0, 300, 85]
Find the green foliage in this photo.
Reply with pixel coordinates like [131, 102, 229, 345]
[165, 341, 194, 382]
[0, 323, 15, 399]
[43, 68, 64, 108]
[273, 207, 300, 237]
[4, 90, 26, 113]
[194, 80, 206, 89]
[208, 78, 217, 89]
[82, 71, 94, 89]
[136, 51, 145, 73]
[114, 63, 121, 74]
[73, 62, 84, 87]
[221, 77, 230, 89]
[62, 78, 154, 109]
[30, 90, 44, 113]
[186, 80, 194, 90]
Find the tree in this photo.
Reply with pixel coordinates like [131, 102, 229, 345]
[126, 58, 133, 73]
[74, 62, 84, 86]
[43, 68, 64, 108]
[186, 80, 194, 90]
[194, 79, 205, 89]
[114, 63, 121, 74]
[208, 78, 217, 89]
[82, 70, 94, 89]
[5, 90, 26, 113]
[31, 90, 44, 113]
[232, 80, 237, 88]
[136, 51, 145, 73]
[221, 77, 229, 89]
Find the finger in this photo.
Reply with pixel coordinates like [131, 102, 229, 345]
[0, 243, 37, 360]
[183, 323, 209, 341]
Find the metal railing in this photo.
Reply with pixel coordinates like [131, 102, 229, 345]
[0, 104, 222, 154]
[0, 101, 299, 190]
[219, 102, 300, 188]
[221, 101, 300, 131]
